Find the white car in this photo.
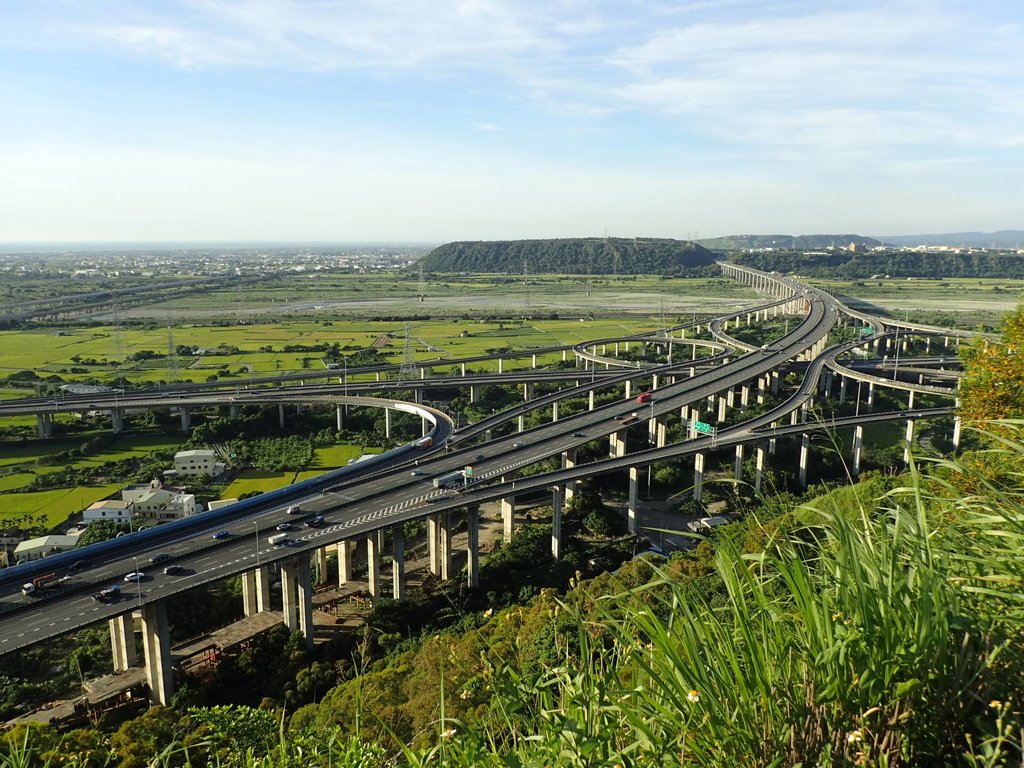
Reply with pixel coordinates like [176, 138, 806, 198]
[123, 572, 145, 582]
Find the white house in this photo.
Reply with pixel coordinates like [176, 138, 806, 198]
[131, 489, 197, 523]
[173, 449, 221, 478]
[83, 499, 132, 526]
[14, 533, 81, 562]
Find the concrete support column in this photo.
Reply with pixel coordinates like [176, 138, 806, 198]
[277, 403, 285, 430]
[313, 547, 328, 586]
[754, 444, 766, 492]
[280, 562, 299, 631]
[384, 408, 392, 439]
[112, 408, 125, 433]
[952, 399, 962, 452]
[461, 362, 467, 376]
[867, 382, 875, 411]
[36, 413, 53, 438]
[242, 570, 258, 617]
[427, 516, 440, 576]
[588, 390, 595, 411]
[141, 600, 173, 705]
[336, 405, 344, 431]
[179, 406, 191, 432]
[517, 414, 525, 433]
[110, 613, 137, 672]
[734, 444, 744, 482]
[500, 497, 516, 541]
[717, 396, 728, 423]
[625, 380, 633, 399]
[656, 419, 667, 448]
[799, 434, 810, 488]
[609, 429, 627, 458]
[552, 401, 559, 422]
[469, 384, 479, 402]
[693, 453, 705, 502]
[908, 389, 915, 410]
[904, 419, 914, 465]
[337, 541, 353, 585]
[367, 532, 382, 599]
[741, 385, 750, 407]
[628, 466, 640, 535]
[296, 558, 314, 650]
[544, 486, 562, 560]
[497, 358, 504, 374]
[771, 370, 780, 395]
[439, 511, 453, 581]
[562, 449, 577, 500]
[466, 505, 480, 588]
[839, 376, 847, 404]
[852, 425, 864, 476]
[523, 382, 534, 401]
[756, 377, 765, 405]
[391, 526, 406, 601]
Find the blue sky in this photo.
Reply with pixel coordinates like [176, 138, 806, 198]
[1, 0, 1021, 242]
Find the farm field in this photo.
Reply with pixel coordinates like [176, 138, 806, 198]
[0, 483, 122, 529]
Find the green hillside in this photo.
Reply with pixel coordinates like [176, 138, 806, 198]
[417, 237, 717, 275]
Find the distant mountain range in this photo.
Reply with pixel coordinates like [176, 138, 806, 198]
[697, 234, 882, 251]
[874, 230, 1024, 249]
[698, 231, 1024, 250]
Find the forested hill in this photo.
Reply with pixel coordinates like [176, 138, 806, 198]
[417, 238, 717, 275]
[728, 249, 1024, 279]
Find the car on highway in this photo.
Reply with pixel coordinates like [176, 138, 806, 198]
[276, 523, 293, 531]
[286, 505, 303, 515]
[212, 530, 231, 540]
[410, 470, 423, 476]
[572, 432, 586, 438]
[512, 441, 525, 448]
[123, 572, 145, 583]
[149, 552, 171, 564]
[163, 565, 185, 575]
[93, 586, 121, 602]
[69, 559, 89, 571]
[307, 515, 325, 527]
[613, 414, 628, 421]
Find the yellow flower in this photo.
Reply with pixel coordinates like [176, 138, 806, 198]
[687, 689, 700, 703]
[847, 729, 863, 744]
[990, 700, 1003, 709]
[441, 727, 458, 740]
[460, 690, 471, 700]
[483, 608, 493, 618]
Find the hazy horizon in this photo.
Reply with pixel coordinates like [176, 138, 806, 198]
[2, 1, 1021, 242]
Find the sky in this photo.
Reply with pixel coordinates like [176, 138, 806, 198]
[0, 0, 1021, 243]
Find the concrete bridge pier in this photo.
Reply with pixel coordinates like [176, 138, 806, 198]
[756, 377, 765, 405]
[609, 430, 627, 458]
[754, 444, 766, 492]
[179, 406, 191, 432]
[627, 467, 640, 534]
[384, 408, 392, 439]
[466, 505, 480, 587]
[469, 384, 479, 402]
[36, 413, 54, 438]
[908, 389, 915, 409]
[852, 425, 864, 476]
[517, 415, 525, 433]
[952, 400, 962, 451]
[427, 516, 441, 576]
[278, 404, 285, 430]
[625, 380, 632, 399]
[111, 408, 126, 433]
[461, 362, 467, 376]
[141, 600, 173, 705]
[280, 562, 299, 631]
[551, 487, 564, 559]
[839, 376, 847, 404]
[532, 354, 538, 368]
[693, 452, 705, 502]
[741, 384, 750, 407]
[392, 526, 406, 600]
[110, 613, 137, 672]
[552, 401, 559, 422]
[500, 497, 516, 541]
[438, 511, 453, 581]
[734, 444, 744, 483]
[337, 540, 354, 585]
[589, 390, 596, 411]
[903, 419, 914, 465]
[367, 532, 382, 599]
[497, 358, 504, 374]
[523, 382, 534, 401]
[561, 449, 577, 500]
[866, 382, 875, 411]
[313, 547, 328, 586]
[771, 370, 780, 395]
[296, 558, 315, 650]
[799, 434, 810, 488]
[717, 396, 728, 423]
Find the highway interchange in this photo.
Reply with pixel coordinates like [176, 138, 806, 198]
[0, 265, 966, 656]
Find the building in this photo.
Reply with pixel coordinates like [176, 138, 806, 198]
[122, 479, 198, 523]
[173, 449, 221, 478]
[14, 533, 81, 563]
[207, 498, 238, 512]
[83, 500, 133, 526]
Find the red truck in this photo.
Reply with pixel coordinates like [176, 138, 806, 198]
[636, 392, 653, 404]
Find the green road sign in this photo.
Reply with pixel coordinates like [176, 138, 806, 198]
[861, 327, 874, 335]
[464, 466, 473, 477]
[693, 421, 713, 434]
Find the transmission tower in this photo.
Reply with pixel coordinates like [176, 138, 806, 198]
[398, 322, 418, 381]
[166, 326, 179, 384]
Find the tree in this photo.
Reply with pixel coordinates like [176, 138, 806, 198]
[959, 305, 1024, 433]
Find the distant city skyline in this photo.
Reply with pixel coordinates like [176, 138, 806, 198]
[1, 1, 1021, 242]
